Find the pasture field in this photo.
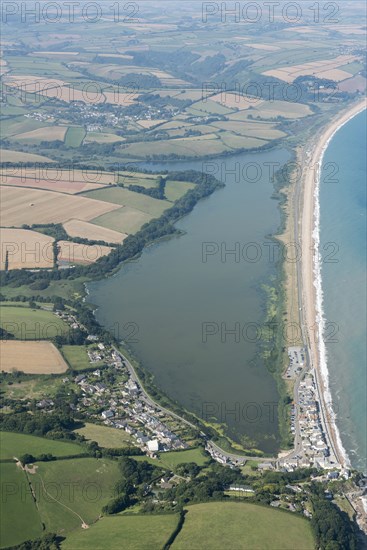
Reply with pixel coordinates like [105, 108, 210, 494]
[186, 99, 234, 116]
[57, 241, 112, 265]
[172, 502, 314, 549]
[0, 463, 43, 548]
[219, 133, 268, 150]
[0, 186, 120, 227]
[84, 132, 125, 144]
[117, 172, 160, 189]
[13, 126, 67, 143]
[212, 121, 286, 140]
[63, 219, 126, 244]
[119, 136, 232, 159]
[228, 101, 312, 121]
[0, 305, 69, 340]
[0, 341, 69, 374]
[91, 206, 152, 234]
[61, 344, 96, 371]
[82, 186, 169, 217]
[0, 175, 107, 194]
[62, 514, 180, 549]
[164, 180, 196, 202]
[0, 431, 84, 460]
[64, 127, 86, 148]
[0, 375, 64, 401]
[0, 149, 55, 163]
[75, 423, 133, 448]
[0, 228, 54, 270]
[210, 93, 263, 110]
[0, 277, 88, 301]
[157, 448, 208, 468]
[31, 458, 121, 534]
[136, 119, 166, 129]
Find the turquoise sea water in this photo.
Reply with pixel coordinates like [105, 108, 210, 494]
[320, 109, 366, 472]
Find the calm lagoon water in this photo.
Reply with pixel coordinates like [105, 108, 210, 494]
[89, 149, 291, 453]
[320, 109, 367, 472]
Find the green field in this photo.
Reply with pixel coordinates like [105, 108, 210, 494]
[62, 513, 179, 549]
[31, 458, 120, 534]
[61, 345, 93, 371]
[164, 180, 196, 202]
[0, 432, 84, 460]
[0, 375, 64, 401]
[75, 423, 133, 448]
[120, 136, 231, 159]
[0, 463, 43, 548]
[172, 502, 314, 549]
[0, 149, 55, 164]
[64, 126, 86, 147]
[91, 206, 152, 234]
[82, 186, 169, 217]
[157, 448, 209, 468]
[0, 305, 69, 340]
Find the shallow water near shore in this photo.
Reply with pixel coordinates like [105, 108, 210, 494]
[88, 148, 290, 453]
[320, 110, 367, 472]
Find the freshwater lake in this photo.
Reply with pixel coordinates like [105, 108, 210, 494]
[88, 148, 290, 453]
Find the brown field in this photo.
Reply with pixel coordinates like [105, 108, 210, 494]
[1, 168, 117, 185]
[339, 75, 367, 92]
[63, 219, 127, 244]
[0, 341, 68, 374]
[263, 55, 358, 83]
[0, 228, 54, 270]
[4, 76, 65, 93]
[0, 186, 120, 227]
[13, 126, 67, 142]
[57, 241, 112, 264]
[0, 150, 55, 164]
[210, 93, 263, 110]
[0, 175, 107, 194]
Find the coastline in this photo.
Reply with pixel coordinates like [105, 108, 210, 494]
[300, 98, 367, 469]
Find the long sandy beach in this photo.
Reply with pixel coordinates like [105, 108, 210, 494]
[300, 98, 367, 468]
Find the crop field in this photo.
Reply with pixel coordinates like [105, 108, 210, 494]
[172, 502, 314, 549]
[0, 186, 120, 227]
[0, 340, 69, 374]
[0, 228, 54, 270]
[0, 175, 107, 194]
[339, 75, 367, 93]
[0, 305, 69, 340]
[0, 431, 84, 460]
[263, 54, 359, 83]
[75, 423, 133, 448]
[57, 241, 112, 265]
[1, 168, 118, 186]
[136, 119, 166, 129]
[82, 186, 169, 218]
[31, 458, 120, 534]
[13, 126, 67, 143]
[62, 514, 180, 549]
[0, 463, 43, 548]
[63, 219, 127, 244]
[91, 206, 152, 234]
[0, 149, 55, 163]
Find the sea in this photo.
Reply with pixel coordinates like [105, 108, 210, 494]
[319, 109, 367, 473]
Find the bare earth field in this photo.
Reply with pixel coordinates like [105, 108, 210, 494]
[0, 186, 120, 226]
[0, 228, 54, 270]
[0, 341, 68, 373]
[63, 219, 127, 244]
[57, 241, 112, 265]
